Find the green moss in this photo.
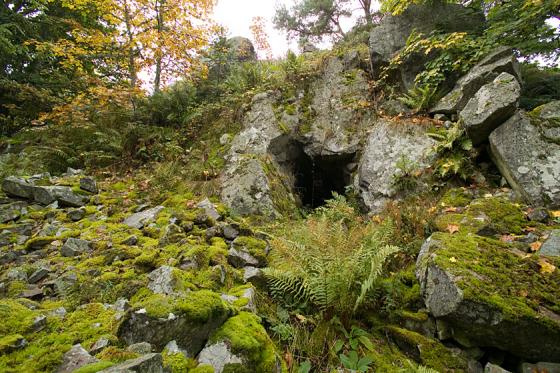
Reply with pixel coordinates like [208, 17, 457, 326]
[232, 236, 268, 265]
[210, 312, 280, 372]
[0, 300, 36, 335]
[439, 188, 473, 207]
[163, 351, 196, 373]
[0, 334, 25, 354]
[96, 347, 138, 363]
[73, 361, 115, 373]
[190, 365, 215, 373]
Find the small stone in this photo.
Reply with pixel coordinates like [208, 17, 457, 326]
[205, 226, 221, 241]
[434, 114, 448, 121]
[28, 267, 50, 284]
[90, 337, 110, 355]
[126, 342, 153, 355]
[164, 340, 188, 357]
[61, 238, 92, 257]
[197, 198, 221, 222]
[476, 224, 499, 237]
[219, 134, 232, 145]
[243, 266, 266, 288]
[32, 315, 47, 332]
[527, 208, 550, 223]
[50, 307, 67, 318]
[21, 287, 43, 300]
[198, 342, 243, 373]
[111, 298, 130, 312]
[121, 235, 138, 246]
[227, 248, 259, 268]
[56, 344, 99, 373]
[6, 268, 28, 282]
[484, 362, 511, 373]
[147, 266, 177, 295]
[68, 208, 86, 222]
[222, 224, 240, 240]
[123, 206, 164, 229]
[79, 177, 98, 193]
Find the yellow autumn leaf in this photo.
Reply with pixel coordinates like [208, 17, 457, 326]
[539, 259, 556, 274]
[529, 241, 542, 252]
[551, 210, 560, 218]
[446, 224, 460, 234]
[449, 257, 457, 263]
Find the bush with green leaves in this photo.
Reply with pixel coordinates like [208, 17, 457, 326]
[428, 123, 476, 181]
[264, 194, 400, 320]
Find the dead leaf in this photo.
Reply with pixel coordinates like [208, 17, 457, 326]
[500, 235, 515, 243]
[530, 241, 542, 252]
[295, 314, 307, 323]
[519, 289, 528, 297]
[551, 210, 560, 218]
[538, 259, 556, 274]
[449, 257, 458, 263]
[446, 224, 460, 234]
[443, 207, 459, 213]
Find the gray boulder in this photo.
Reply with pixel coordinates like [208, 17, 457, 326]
[123, 206, 164, 229]
[227, 36, 256, 62]
[489, 107, 560, 208]
[68, 207, 86, 222]
[28, 267, 50, 284]
[197, 198, 221, 222]
[460, 72, 520, 145]
[61, 238, 92, 257]
[99, 353, 169, 373]
[126, 342, 153, 355]
[432, 47, 522, 115]
[416, 235, 560, 361]
[356, 119, 436, 213]
[2, 177, 35, 199]
[147, 266, 179, 295]
[33, 186, 88, 207]
[79, 177, 98, 193]
[0, 202, 25, 223]
[369, 3, 485, 89]
[227, 248, 260, 268]
[56, 344, 99, 373]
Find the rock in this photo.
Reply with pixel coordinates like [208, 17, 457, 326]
[227, 36, 256, 62]
[197, 342, 243, 373]
[489, 108, 560, 208]
[432, 47, 521, 115]
[6, 267, 27, 282]
[220, 287, 256, 313]
[222, 224, 239, 240]
[99, 353, 169, 373]
[147, 266, 180, 296]
[459, 72, 520, 145]
[369, 3, 485, 89]
[356, 118, 436, 213]
[527, 207, 550, 223]
[61, 238, 92, 257]
[2, 176, 35, 199]
[50, 307, 67, 318]
[68, 207, 86, 221]
[126, 342, 153, 355]
[520, 362, 560, 373]
[56, 344, 99, 373]
[123, 206, 164, 229]
[198, 312, 283, 372]
[110, 298, 131, 313]
[541, 230, 560, 257]
[160, 224, 184, 245]
[33, 186, 88, 207]
[219, 133, 232, 145]
[121, 235, 138, 246]
[243, 266, 266, 288]
[79, 177, 98, 193]
[28, 267, 50, 284]
[117, 290, 231, 355]
[0, 202, 25, 223]
[484, 363, 511, 373]
[227, 248, 259, 268]
[416, 232, 560, 361]
[0, 334, 27, 354]
[197, 198, 221, 222]
[32, 315, 47, 332]
[90, 337, 110, 355]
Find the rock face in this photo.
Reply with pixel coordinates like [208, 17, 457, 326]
[459, 72, 521, 145]
[356, 119, 436, 212]
[541, 230, 560, 257]
[432, 47, 521, 115]
[489, 104, 560, 208]
[99, 353, 169, 373]
[227, 36, 256, 62]
[369, 3, 485, 89]
[416, 195, 560, 362]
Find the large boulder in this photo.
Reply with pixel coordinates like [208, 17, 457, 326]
[432, 47, 522, 115]
[32, 186, 88, 207]
[369, 3, 485, 89]
[117, 290, 231, 356]
[356, 119, 436, 213]
[227, 36, 257, 62]
[416, 196, 560, 361]
[2, 177, 35, 199]
[489, 103, 560, 208]
[459, 72, 521, 145]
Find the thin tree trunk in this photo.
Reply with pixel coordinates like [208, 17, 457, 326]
[153, 0, 165, 93]
[123, 0, 137, 89]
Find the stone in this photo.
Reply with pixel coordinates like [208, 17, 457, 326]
[147, 266, 179, 295]
[197, 342, 243, 373]
[227, 36, 256, 62]
[520, 362, 560, 373]
[369, 3, 485, 89]
[56, 344, 99, 373]
[220, 287, 256, 313]
[527, 207, 550, 223]
[68, 207, 86, 221]
[489, 108, 560, 208]
[32, 315, 47, 332]
[121, 235, 138, 246]
[21, 287, 43, 300]
[541, 230, 560, 257]
[89, 337, 110, 355]
[196, 198, 221, 222]
[110, 298, 131, 313]
[0, 202, 24, 223]
[79, 177, 98, 193]
[219, 134, 232, 145]
[50, 307, 67, 318]
[33, 186, 88, 207]
[99, 353, 169, 373]
[222, 224, 239, 240]
[28, 267, 50, 284]
[484, 363, 511, 373]
[61, 238, 92, 257]
[126, 342, 153, 355]
[460, 72, 520, 145]
[432, 47, 521, 115]
[356, 118, 436, 213]
[123, 206, 164, 229]
[2, 176, 35, 199]
[160, 224, 184, 245]
[416, 234, 560, 361]
[6, 267, 27, 282]
[243, 266, 266, 288]
[227, 248, 260, 268]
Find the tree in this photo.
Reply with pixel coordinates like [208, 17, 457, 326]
[250, 16, 273, 59]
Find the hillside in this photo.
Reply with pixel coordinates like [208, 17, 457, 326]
[1, 1, 560, 372]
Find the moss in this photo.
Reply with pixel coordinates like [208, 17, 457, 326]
[96, 347, 138, 363]
[0, 334, 25, 354]
[386, 326, 467, 371]
[190, 365, 215, 373]
[210, 312, 280, 372]
[73, 361, 115, 373]
[439, 188, 473, 207]
[232, 236, 268, 265]
[163, 351, 196, 373]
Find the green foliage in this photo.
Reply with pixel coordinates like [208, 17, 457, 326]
[428, 123, 475, 180]
[519, 63, 560, 110]
[391, 155, 421, 192]
[333, 321, 375, 372]
[398, 85, 440, 112]
[264, 194, 400, 319]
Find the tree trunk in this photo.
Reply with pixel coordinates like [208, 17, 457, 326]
[359, 0, 373, 25]
[123, 0, 137, 89]
[153, 0, 165, 93]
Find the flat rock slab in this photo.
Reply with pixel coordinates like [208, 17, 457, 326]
[123, 206, 164, 229]
[489, 107, 560, 208]
[56, 344, 99, 373]
[99, 353, 169, 373]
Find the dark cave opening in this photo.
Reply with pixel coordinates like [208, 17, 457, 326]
[292, 150, 354, 209]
